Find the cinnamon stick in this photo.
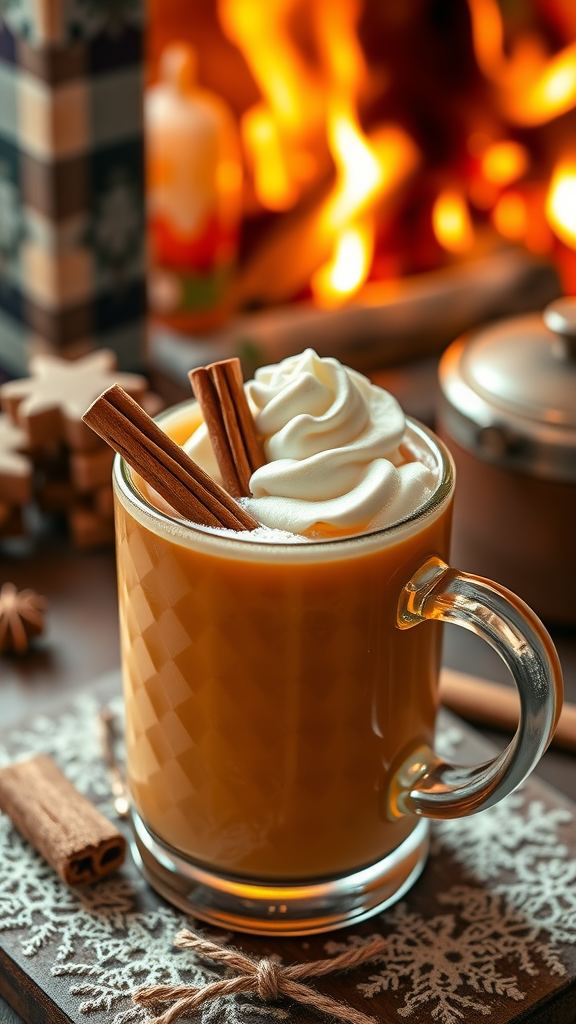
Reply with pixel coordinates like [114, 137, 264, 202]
[0, 754, 126, 885]
[216, 359, 266, 479]
[189, 358, 265, 498]
[440, 668, 576, 753]
[190, 368, 242, 497]
[82, 385, 258, 531]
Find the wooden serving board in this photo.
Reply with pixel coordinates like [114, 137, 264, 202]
[1, 673, 575, 1024]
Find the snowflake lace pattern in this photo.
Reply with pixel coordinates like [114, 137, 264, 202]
[0, 697, 287, 1024]
[326, 783, 576, 1022]
[0, 696, 574, 1024]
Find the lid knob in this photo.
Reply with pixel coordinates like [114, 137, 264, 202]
[543, 298, 576, 360]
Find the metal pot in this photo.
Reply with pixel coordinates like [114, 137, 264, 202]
[437, 297, 576, 625]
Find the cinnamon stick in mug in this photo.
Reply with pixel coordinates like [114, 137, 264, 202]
[189, 358, 265, 498]
[0, 754, 126, 885]
[83, 384, 258, 531]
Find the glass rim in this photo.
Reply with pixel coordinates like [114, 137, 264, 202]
[113, 407, 455, 553]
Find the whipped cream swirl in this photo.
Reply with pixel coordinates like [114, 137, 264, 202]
[184, 350, 437, 534]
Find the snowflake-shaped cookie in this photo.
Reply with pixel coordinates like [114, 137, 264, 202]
[0, 350, 147, 452]
[0, 413, 32, 505]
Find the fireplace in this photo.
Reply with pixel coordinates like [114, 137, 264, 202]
[150, 1, 576, 301]
[0, 0, 574, 385]
[143, 0, 576, 395]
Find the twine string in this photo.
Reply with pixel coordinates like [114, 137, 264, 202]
[134, 928, 387, 1024]
[256, 958, 281, 1000]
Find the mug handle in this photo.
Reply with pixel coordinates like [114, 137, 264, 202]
[389, 557, 563, 820]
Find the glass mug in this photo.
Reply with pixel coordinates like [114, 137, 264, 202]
[113, 406, 563, 935]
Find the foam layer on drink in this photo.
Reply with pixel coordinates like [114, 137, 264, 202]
[184, 350, 438, 537]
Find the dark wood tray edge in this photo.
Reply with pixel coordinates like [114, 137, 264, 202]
[0, 947, 72, 1024]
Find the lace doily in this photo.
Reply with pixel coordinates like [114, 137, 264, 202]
[0, 691, 575, 1024]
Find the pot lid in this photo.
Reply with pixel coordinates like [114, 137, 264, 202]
[459, 299, 576, 428]
[439, 298, 576, 482]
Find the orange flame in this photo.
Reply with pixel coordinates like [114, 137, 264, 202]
[220, 0, 417, 305]
[491, 190, 528, 241]
[313, 117, 417, 305]
[546, 158, 576, 249]
[241, 105, 299, 211]
[466, 0, 504, 78]
[481, 140, 529, 187]
[219, 0, 322, 134]
[312, 220, 374, 306]
[313, 0, 369, 99]
[219, 0, 325, 210]
[432, 189, 475, 253]
[322, 102, 384, 229]
[468, 0, 576, 126]
[309, 0, 376, 304]
[311, 0, 416, 305]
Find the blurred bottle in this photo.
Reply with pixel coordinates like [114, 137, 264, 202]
[146, 42, 242, 332]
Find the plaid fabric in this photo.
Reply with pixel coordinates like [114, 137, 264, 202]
[0, 0, 145, 375]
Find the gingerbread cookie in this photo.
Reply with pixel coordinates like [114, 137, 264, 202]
[0, 414, 33, 506]
[0, 351, 147, 452]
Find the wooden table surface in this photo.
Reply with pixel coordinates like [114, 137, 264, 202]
[1, 528, 575, 800]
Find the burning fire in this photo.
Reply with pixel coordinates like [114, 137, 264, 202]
[491, 191, 528, 242]
[322, 102, 385, 231]
[481, 141, 529, 188]
[241, 105, 299, 211]
[151, 0, 576, 307]
[221, 0, 576, 300]
[466, 0, 576, 286]
[218, 0, 326, 213]
[312, 221, 374, 306]
[311, 0, 417, 306]
[219, 0, 325, 209]
[467, 0, 576, 125]
[546, 159, 576, 250]
[432, 189, 474, 254]
[313, 116, 417, 305]
[218, 0, 417, 307]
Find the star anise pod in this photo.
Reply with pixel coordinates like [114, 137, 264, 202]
[0, 583, 47, 655]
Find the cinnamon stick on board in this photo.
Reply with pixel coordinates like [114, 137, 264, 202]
[440, 668, 576, 753]
[0, 754, 126, 885]
[189, 358, 265, 498]
[82, 384, 258, 531]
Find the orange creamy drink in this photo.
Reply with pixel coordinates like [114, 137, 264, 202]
[111, 349, 562, 935]
[114, 351, 453, 881]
